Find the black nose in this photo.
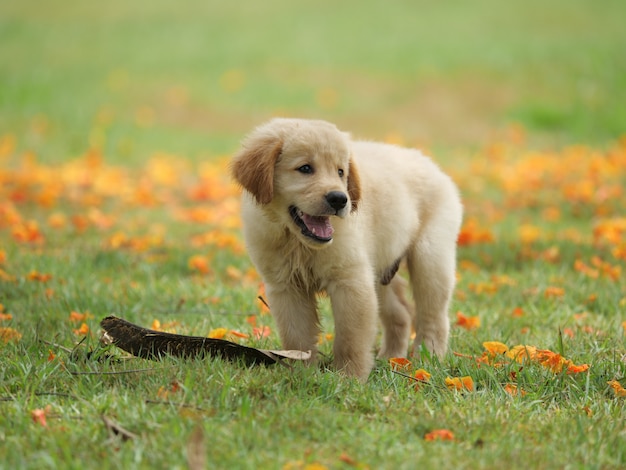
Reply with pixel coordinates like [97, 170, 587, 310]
[325, 191, 348, 211]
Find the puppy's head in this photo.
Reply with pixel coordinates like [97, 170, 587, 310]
[231, 118, 361, 247]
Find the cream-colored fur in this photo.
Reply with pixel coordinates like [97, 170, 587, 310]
[231, 118, 462, 380]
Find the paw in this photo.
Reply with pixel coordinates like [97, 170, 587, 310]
[411, 334, 447, 358]
[333, 352, 374, 382]
[377, 344, 409, 360]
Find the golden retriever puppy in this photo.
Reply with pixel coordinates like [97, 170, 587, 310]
[231, 118, 462, 380]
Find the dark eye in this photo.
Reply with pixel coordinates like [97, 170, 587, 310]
[297, 164, 313, 174]
[338, 169, 344, 178]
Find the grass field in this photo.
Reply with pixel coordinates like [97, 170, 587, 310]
[1, 1, 626, 469]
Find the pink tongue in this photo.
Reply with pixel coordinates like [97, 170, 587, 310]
[302, 214, 334, 238]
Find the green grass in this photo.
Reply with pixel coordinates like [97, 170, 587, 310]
[1, 1, 626, 469]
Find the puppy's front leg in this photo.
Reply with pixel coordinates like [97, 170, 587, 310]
[265, 283, 320, 362]
[327, 277, 378, 381]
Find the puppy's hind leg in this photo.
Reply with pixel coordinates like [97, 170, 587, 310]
[377, 276, 412, 359]
[407, 226, 458, 358]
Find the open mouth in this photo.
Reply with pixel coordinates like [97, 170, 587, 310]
[289, 206, 334, 243]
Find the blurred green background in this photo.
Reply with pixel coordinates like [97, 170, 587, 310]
[1, 0, 625, 163]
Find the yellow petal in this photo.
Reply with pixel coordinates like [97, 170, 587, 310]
[483, 341, 509, 355]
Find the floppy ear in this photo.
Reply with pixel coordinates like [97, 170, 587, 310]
[347, 158, 361, 212]
[231, 136, 283, 205]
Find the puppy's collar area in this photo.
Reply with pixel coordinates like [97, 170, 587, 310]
[289, 206, 334, 243]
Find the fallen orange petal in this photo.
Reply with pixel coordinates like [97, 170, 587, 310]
[506, 345, 538, 363]
[503, 383, 527, 397]
[445, 376, 474, 392]
[544, 286, 565, 298]
[47, 212, 67, 228]
[26, 270, 52, 282]
[208, 327, 228, 339]
[253, 325, 272, 340]
[457, 218, 494, 246]
[536, 349, 568, 373]
[389, 357, 412, 371]
[607, 380, 626, 397]
[69, 311, 91, 322]
[31, 408, 48, 427]
[519, 224, 542, 244]
[150, 318, 180, 334]
[171, 381, 181, 393]
[0, 327, 22, 343]
[156, 386, 170, 400]
[511, 307, 525, 317]
[12, 220, 45, 244]
[188, 255, 211, 274]
[226, 265, 243, 281]
[73, 323, 89, 336]
[453, 351, 475, 359]
[456, 311, 480, 330]
[483, 341, 509, 356]
[414, 369, 432, 382]
[563, 327, 575, 338]
[424, 429, 455, 441]
[567, 363, 590, 374]
[338, 452, 359, 466]
[229, 329, 250, 339]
